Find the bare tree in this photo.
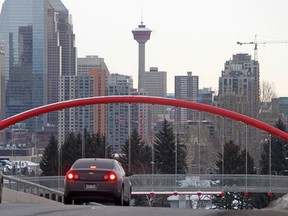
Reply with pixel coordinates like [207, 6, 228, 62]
[260, 80, 277, 113]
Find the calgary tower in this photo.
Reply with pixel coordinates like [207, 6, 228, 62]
[132, 21, 151, 91]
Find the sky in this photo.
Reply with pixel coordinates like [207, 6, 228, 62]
[1, 0, 288, 96]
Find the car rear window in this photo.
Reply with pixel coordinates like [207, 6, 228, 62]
[73, 159, 114, 169]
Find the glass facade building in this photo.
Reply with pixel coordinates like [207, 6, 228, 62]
[0, 0, 76, 130]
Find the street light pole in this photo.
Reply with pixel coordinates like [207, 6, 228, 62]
[128, 103, 131, 172]
[175, 107, 178, 177]
[245, 124, 248, 192]
[35, 116, 38, 157]
[198, 112, 201, 176]
[82, 107, 85, 158]
[269, 135, 272, 189]
[151, 141, 154, 190]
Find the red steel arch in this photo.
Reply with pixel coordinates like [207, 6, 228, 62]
[0, 96, 287, 141]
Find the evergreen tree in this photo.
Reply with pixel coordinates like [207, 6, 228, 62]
[83, 130, 95, 158]
[260, 119, 287, 175]
[154, 119, 187, 174]
[176, 134, 187, 174]
[61, 132, 82, 174]
[60, 130, 115, 175]
[215, 140, 255, 175]
[255, 119, 287, 209]
[119, 128, 151, 173]
[213, 140, 255, 209]
[238, 149, 256, 174]
[40, 135, 59, 176]
[94, 134, 113, 158]
[84, 131, 113, 159]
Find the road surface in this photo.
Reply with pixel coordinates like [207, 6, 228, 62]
[0, 203, 287, 216]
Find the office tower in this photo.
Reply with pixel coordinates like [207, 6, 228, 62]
[130, 88, 149, 142]
[77, 56, 110, 135]
[218, 53, 260, 160]
[144, 67, 167, 119]
[0, 43, 5, 121]
[0, 0, 76, 131]
[198, 88, 214, 106]
[0, 43, 5, 144]
[132, 21, 151, 91]
[47, 0, 76, 127]
[175, 71, 199, 122]
[58, 56, 110, 144]
[218, 53, 259, 118]
[272, 97, 288, 121]
[108, 74, 133, 151]
[58, 75, 78, 144]
[256, 97, 288, 142]
[144, 67, 167, 140]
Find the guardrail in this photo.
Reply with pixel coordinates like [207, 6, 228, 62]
[15, 174, 288, 194]
[3, 174, 64, 202]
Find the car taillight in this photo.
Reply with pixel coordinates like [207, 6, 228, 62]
[103, 172, 117, 181]
[66, 171, 80, 181]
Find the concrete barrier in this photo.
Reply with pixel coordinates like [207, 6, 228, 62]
[3, 187, 63, 205]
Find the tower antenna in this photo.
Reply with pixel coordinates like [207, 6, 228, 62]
[141, 9, 143, 25]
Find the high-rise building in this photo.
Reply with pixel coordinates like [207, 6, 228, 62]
[272, 97, 288, 121]
[129, 88, 149, 142]
[132, 21, 151, 91]
[58, 56, 110, 144]
[108, 74, 133, 151]
[0, 43, 5, 121]
[78, 56, 110, 135]
[47, 0, 76, 127]
[218, 53, 259, 118]
[144, 67, 167, 140]
[145, 67, 167, 119]
[198, 88, 214, 106]
[217, 53, 260, 160]
[0, 0, 76, 131]
[0, 43, 5, 144]
[175, 71, 199, 122]
[58, 75, 78, 144]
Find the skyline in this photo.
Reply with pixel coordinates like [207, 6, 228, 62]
[1, 0, 288, 96]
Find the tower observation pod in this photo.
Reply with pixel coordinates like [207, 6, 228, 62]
[132, 22, 152, 90]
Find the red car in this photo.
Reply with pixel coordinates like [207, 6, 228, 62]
[64, 158, 132, 205]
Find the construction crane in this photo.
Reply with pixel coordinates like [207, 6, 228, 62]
[237, 35, 288, 61]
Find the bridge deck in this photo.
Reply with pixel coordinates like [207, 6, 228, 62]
[6, 174, 287, 195]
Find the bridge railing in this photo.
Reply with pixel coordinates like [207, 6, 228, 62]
[3, 174, 64, 202]
[130, 174, 288, 193]
[15, 174, 288, 194]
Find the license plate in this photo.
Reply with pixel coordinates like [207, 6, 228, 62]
[85, 184, 97, 190]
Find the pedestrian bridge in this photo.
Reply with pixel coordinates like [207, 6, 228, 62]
[130, 174, 288, 194]
[4, 174, 288, 200]
[1, 96, 288, 201]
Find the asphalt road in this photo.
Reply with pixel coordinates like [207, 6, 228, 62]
[0, 203, 287, 216]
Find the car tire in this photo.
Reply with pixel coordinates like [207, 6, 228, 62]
[64, 196, 72, 205]
[123, 194, 131, 206]
[0, 180, 3, 204]
[123, 188, 131, 206]
[74, 199, 82, 205]
[115, 189, 124, 206]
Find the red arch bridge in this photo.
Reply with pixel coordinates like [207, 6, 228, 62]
[1, 96, 288, 197]
[0, 95, 288, 140]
